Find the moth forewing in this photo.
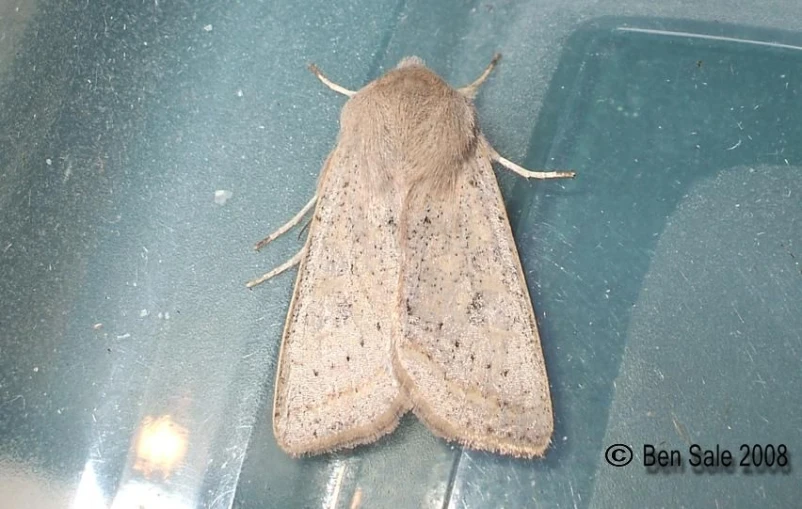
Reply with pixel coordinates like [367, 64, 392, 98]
[269, 114, 409, 457]
[394, 136, 554, 459]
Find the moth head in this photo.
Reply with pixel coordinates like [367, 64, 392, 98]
[396, 56, 426, 69]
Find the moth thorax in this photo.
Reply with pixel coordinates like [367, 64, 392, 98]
[341, 85, 477, 185]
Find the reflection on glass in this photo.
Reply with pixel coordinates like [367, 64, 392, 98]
[111, 479, 193, 509]
[71, 461, 106, 509]
[106, 414, 194, 509]
[132, 415, 189, 480]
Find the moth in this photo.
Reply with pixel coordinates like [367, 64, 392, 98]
[248, 54, 575, 458]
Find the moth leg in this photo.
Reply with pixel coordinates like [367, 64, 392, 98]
[458, 53, 502, 99]
[308, 64, 356, 97]
[246, 245, 306, 288]
[254, 194, 317, 251]
[490, 145, 576, 180]
[296, 217, 312, 240]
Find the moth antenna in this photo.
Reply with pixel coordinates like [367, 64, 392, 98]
[458, 53, 502, 99]
[254, 194, 317, 251]
[308, 63, 357, 97]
